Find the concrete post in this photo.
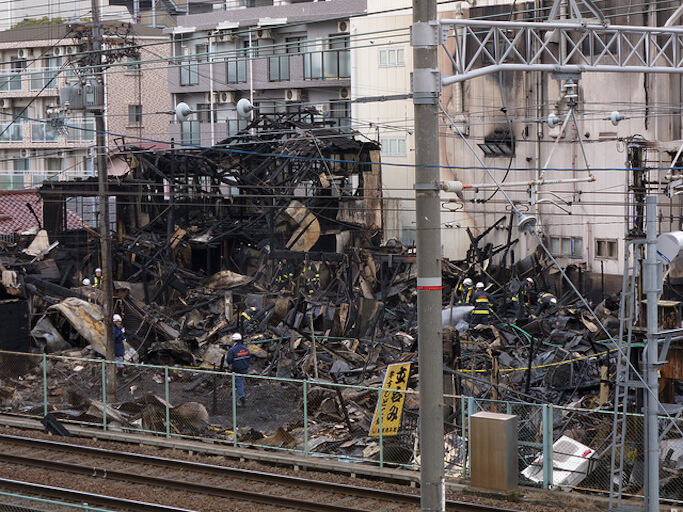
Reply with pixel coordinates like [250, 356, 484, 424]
[412, 0, 445, 509]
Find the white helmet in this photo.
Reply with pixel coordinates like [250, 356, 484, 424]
[231, 332, 243, 342]
[112, 314, 122, 322]
[550, 298, 557, 305]
[82, 278, 91, 286]
[476, 282, 484, 289]
[463, 278, 473, 286]
[526, 277, 534, 285]
[95, 268, 102, 273]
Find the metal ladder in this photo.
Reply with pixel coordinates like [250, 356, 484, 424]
[609, 239, 646, 512]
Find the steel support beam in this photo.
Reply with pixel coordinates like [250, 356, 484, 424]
[441, 19, 683, 84]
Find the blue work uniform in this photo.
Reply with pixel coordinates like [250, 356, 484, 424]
[226, 342, 251, 400]
[112, 324, 126, 358]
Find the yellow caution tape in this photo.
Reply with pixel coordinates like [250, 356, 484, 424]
[456, 347, 619, 374]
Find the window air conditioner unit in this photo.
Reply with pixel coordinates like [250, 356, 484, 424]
[53, 47, 64, 57]
[215, 31, 234, 43]
[220, 91, 235, 104]
[66, 46, 78, 55]
[339, 87, 350, 100]
[205, 92, 213, 103]
[17, 49, 29, 59]
[337, 20, 350, 33]
[256, 29, 273, 40]
[20, 149, 30, 158]
[214, 91, 235, 104]
[0, 98, 11, 109]
[285, 89, 301, 102]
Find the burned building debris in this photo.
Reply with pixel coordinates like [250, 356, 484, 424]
[0, 114, 680, 498]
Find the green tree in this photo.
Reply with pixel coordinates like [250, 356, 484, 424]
[12, 17, 64, 29]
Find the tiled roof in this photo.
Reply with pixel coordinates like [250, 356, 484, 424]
[0, 190, 85, 234]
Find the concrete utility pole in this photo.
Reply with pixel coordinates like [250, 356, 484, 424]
[91, 0, 116, 402]
[643, 196, 659, 512]
[412, 0, 445, 510]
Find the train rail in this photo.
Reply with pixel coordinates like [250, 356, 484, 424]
[0, 433, 522, 512]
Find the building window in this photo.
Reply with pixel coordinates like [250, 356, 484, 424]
[31, 57, 61, 91]
[380, 137, 407, 157]
[286, 36, 306, 54]
[550, 236, 583, 258]
[11, 157, 28, 189]
[66, 115, 95, 142]
[227, 42, 248, 83]
[126, 56, 140, 72]
[304, 35, 350, 80]
[31, 123, 58, 142]
[596, 239, 618, 259]
[6, 58, 25, 91]
[181, 120, 200, 146]
[379, 48, 405, 67]
[128, 104, 142, 125]
[180, 60, 199, 85]
[0, 122, 22, 143]
[269, 54, 290, 81]
[84, 155, 94, 174]
[330, 100, 350, 130]
[401, 227, 416, 248]
[226, 118, 249, 136]
[195, 43, 208, 61]
[196, 103, 214, 124]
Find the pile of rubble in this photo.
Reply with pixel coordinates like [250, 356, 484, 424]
[0, 114, 644, 472]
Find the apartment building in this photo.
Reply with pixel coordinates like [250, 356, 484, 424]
[352, 0, 471, 258]
[167, 0, 366, 147]
[0, 23, 169, 190]
[354, 0, 683, 291]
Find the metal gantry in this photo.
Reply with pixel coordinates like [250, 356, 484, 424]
[439, 20, 683, 85]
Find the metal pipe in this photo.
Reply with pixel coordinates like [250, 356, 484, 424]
[439, 18, 683, 34]
[442, 64, 683, 85]
[441, 176, 595, 192]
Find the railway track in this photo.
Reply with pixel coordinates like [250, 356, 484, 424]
[0, 433, 521, 512]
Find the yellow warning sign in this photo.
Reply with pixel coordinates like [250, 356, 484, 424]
[369, 362, 411, 437]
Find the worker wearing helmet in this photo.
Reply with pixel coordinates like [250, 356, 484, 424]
[533, 291, 558, 318]
[91, 268, 102, 289]
[112, 314, 126, 370]
[456, 277, 474, 305]
[226, 332, 250, 406]
[512, 277, 534, 321]
[470, 282, 493, 326]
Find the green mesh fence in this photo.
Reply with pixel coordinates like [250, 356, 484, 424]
[4, 349, 683, 505]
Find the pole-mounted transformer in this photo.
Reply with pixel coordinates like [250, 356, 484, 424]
[59, 77, 103, 111]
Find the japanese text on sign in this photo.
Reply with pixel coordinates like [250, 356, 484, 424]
[369, 362, 411, 437]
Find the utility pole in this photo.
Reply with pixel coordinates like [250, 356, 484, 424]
[643, 195, 659, 512]
[91, 0, 116, 402]
[412, 0, 445, 510]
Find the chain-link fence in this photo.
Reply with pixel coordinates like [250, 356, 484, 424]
[3, 349, 683, 504]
